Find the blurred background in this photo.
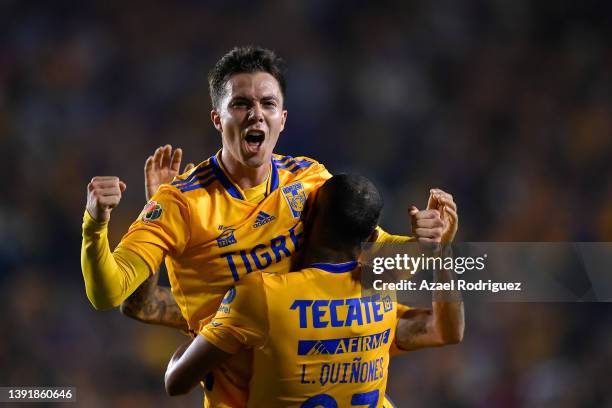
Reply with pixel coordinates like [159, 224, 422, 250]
[1, 0, 611, 406]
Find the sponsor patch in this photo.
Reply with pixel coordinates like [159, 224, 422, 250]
[216, 226, 237, 248]
[297, 329, 391, 355]
[141, 200, 163, 222]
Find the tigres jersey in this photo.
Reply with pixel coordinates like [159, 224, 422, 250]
[202, 262, 402, 408]
[117, 150, 413, 407]
[119, 151, 331, 330]
[118, 151, 330, 407]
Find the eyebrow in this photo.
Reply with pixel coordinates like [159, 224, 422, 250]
[230, 95, 280, 102]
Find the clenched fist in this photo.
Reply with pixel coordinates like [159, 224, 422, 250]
[86, 176, 127, 222]
[410, 188, 459, 244]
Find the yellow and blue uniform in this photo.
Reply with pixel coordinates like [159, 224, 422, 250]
[119, 151, 331, 330]
[117, 151, 331, 407]
[202, 261, 402, 408]
[81, 150, 412, 407]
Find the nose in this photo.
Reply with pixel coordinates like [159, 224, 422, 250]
[248, 103, 264, 123]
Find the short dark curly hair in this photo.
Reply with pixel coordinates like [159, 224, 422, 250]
[208, 46, 287, 110]
[317, 174, 383, 246]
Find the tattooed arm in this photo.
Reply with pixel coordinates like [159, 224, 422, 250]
[396, 198, 463, 351]
[120, 270, 189, 331]
[119, 145, 193, 332]
[394, 250, 464, 351]
[394, 301, 464, 351]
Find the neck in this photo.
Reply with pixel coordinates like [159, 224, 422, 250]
[220, 149, 270, 189]
[301, 245, 360, 267]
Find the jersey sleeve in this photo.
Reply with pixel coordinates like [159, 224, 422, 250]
[81, 210, 153, 309]
[200, 273, 268, 355]
[375, 226, 415, 243]
[292, 156, 332, 185]
[117, 186, 191, 274]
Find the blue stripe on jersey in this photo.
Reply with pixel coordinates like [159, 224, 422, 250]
[309, 261, 358, 273]
[175, 172, 216, 193]
[286, 160, 314, 172]
[175, 170, 214, 191]
[273, 157, 314, 173]
[179, 174, 216, 193]
[210, 155, 244, 200]
[171, 165, 213, 187]
[275, 155, 294, 165]
[269, 159, 279, 193]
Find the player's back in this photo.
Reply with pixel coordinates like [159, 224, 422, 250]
[250, 261, 397, 408]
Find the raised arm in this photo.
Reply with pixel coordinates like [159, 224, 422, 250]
[120, 145, 192, 330]
[81, 177, 153, 310]
[81, 145, 190, 310]
[394, 268, 464, 350]
[395, 190, 464, 350]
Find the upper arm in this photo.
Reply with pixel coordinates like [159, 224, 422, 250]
[200, 274, 268, 354]
[118, 187, 190, 273]
[394, 307, 444, 351]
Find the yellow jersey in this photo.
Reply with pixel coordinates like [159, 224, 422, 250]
[117, 151, 329, 407]
[119, 151, 331, 329]
[202, 262, 402, 408]
[113, 150, 412, 407]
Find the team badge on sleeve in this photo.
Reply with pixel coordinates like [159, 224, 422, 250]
[141, 200, 163, 222]
[282, 182, 307, 218]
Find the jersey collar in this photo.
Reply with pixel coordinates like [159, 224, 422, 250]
[309, 261, 359, 273]
[210, 150, 280, 200]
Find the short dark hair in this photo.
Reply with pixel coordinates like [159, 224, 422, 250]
[208, 46, 287, 109]
[317, 174, 383, 245]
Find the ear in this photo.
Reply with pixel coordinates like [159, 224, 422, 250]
[279, 110, 288, 132]
[367, 227, 379, 243]
[211, 110, 222, 133]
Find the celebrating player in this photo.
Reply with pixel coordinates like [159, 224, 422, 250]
[81, 46, 458, 407]
[164, 174, 463, 407]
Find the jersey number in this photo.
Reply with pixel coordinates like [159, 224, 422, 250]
[301, 390, 379, 408]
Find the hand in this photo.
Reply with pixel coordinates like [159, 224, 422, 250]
[86, 176, 127, 222]
[144, 144, 195, 200]
[409, 207, 444, 244]
[426, 188, 458, 243]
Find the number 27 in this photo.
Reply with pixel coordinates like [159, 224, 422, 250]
[301, 390, 379, 408]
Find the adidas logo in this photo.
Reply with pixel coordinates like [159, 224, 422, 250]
[253, 211, 276, 228]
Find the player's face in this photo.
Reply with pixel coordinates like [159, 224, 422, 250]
[212, 72, 287, 169]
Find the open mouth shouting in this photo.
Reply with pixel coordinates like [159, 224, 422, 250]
[244, 129, 266, 154]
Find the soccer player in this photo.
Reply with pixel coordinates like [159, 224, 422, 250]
[81, 46, 458, 407]
[164, 174, 464, 407]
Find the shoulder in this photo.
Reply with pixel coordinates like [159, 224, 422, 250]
[273, 153, 330, 178]
[233, 273, 266, 300]
[167, 158, 217, 196]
